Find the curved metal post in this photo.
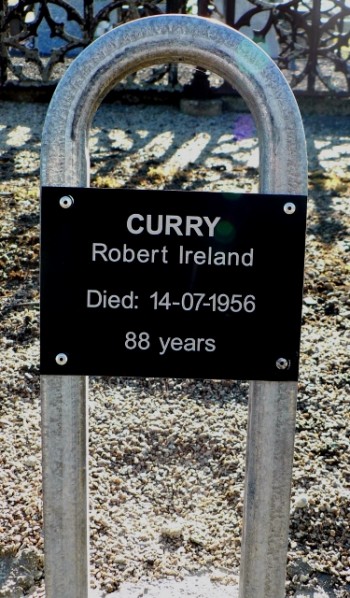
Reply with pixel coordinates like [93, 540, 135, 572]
[40, 14, 307, 598]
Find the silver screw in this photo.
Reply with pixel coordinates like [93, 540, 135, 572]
[59, 195, 74, 209]
[283, 202, 296, 215]
[276, 357, 290, 370]
[55, 353, 68, 366]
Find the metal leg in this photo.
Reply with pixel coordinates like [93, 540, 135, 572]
[239, 380, 297, 598]
[41, 375, 89, 598]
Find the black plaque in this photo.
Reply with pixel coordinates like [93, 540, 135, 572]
[40, 187, 307, 380]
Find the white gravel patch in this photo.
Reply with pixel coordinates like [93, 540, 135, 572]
[0, 102, 349, 598]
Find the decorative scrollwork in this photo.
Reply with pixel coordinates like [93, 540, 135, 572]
[273, 0, 350, 94]
[225, 0, 350, 94]
[0, 0, 349, 95]
[0, 1, 167, 85]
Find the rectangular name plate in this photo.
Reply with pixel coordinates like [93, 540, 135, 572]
[40, 187, 307, 380]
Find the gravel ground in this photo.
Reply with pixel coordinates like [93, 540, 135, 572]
[0, 99, 349, 598]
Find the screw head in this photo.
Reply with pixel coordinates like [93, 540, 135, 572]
[59, 195, 74, 209]
[276, 357, 290, 370]
[55, 353, 68, 366]
[283, 202, 296, 215]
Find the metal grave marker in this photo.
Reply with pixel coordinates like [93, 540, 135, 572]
[40, 13, 308, 598]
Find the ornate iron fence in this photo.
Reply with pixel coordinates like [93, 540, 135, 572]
[1, 0, 349, 97]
